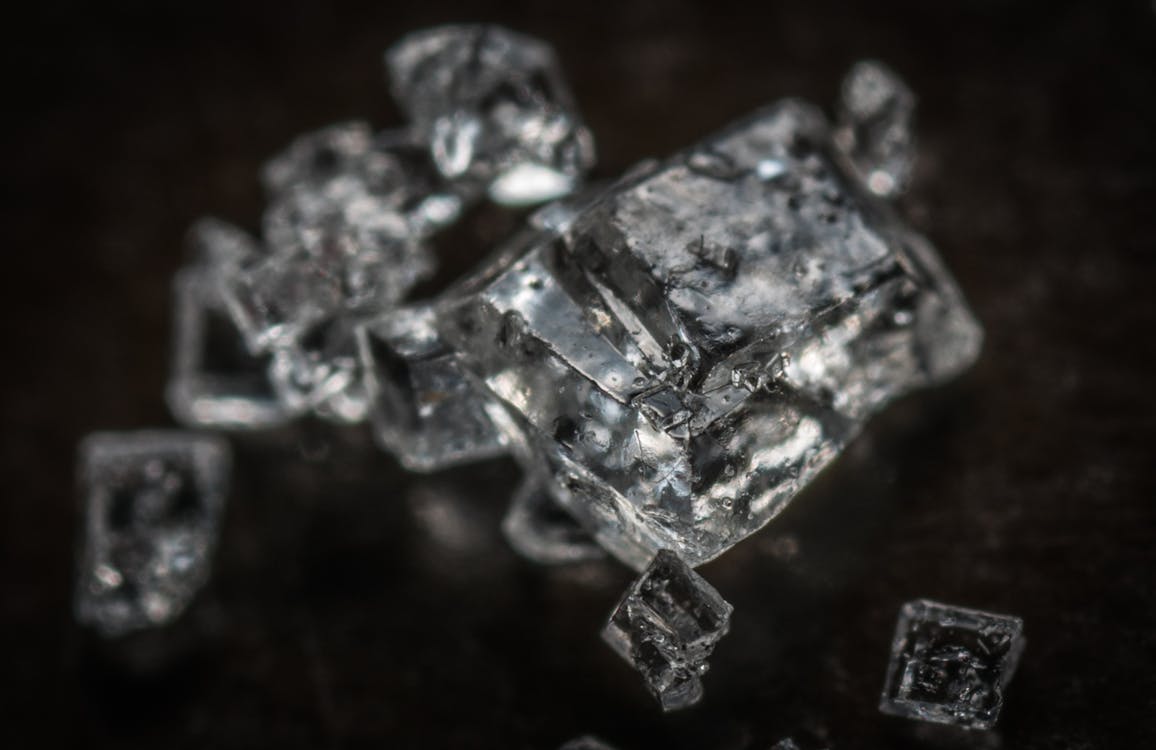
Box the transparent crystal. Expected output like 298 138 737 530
356 302 506 469
834 60 915 198
438 98 982 570
880 599 1025 730
601 550 732 711
75 431 231 637
166 220 292 429
267 316 369 424
501 474 604 564
222 126 459 355
770 742 802 750
386 24 595 205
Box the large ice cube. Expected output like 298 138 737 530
601 550 733 711
438 98 982 570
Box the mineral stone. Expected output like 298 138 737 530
75 431 231 637
386 24 595 205
834 60 915 198
880 599 1025 730
166 220 292 429
501 474 604 564
356 303 506 470
601 550 733 711
437 96 983 570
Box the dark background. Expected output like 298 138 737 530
3 1 1154 748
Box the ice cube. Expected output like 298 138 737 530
438 98 982 570
880 599 1025 730
386 24 595 205
75 431 231 637
601 550 733 711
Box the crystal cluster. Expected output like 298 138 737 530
162 25 593 432
438 97 982 572
75 431 231 636
880 600 1025 730
86 23 1001 723
602 550 733 711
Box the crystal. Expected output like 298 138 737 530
880 599 1025 730
357 302 506 470
166 220 292 429
501 474 604 564
75 431 231 637
267 317 369 424
770 742 802 750
438 97 983 570
834 60 915 198
386 24 595 205
601 550 733 711
223 126 459 355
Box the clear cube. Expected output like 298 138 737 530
880 599 1025 730
356 303 506 470
438 98 982 570
386 24 595 205
166 220 292 429
75 431 231 637
834 60 916 198
601 550 733 711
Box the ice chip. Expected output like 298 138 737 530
166 219 293 429
835 60 916 198
601 550 733 711
386 24 594 204
75 431 231 637
357 303 506 470
880 599 1025 730
438 99 982 570
501 474 604 564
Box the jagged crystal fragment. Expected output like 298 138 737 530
386 25 595 205
223 125 458 355
267 317 369 424
166 220 292 429
602 550 733 711
357 303 506 470
75 431 231 637
438 97 982 570
880 599 1025 730
834 60 915 198
502 474 604 564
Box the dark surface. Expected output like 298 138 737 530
3 1 1154 748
